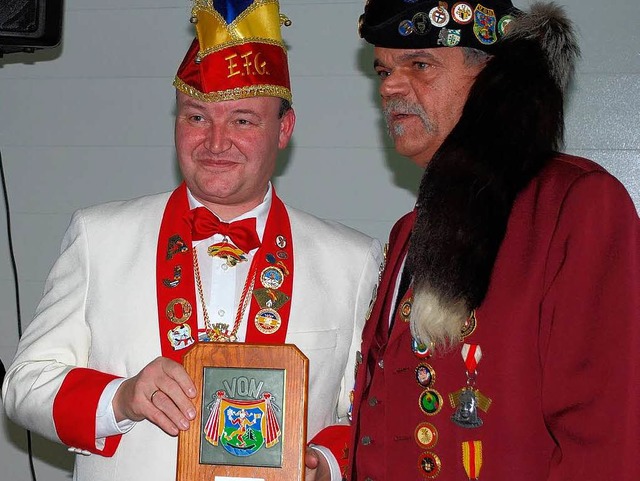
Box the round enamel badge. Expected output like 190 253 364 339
398 19 415 36
400 299 412 321
461 310 477 339
412 12 431 35
165 297 192 324
429 6 450 27
498 14 514 36
412 338 432 359
414 422 438 449
254 308 282 334
265 253 277 264
260 266 284 289
415 363 436 388
419 389 443 415
418 451 442 478
275 235 287 248
452 2 473 24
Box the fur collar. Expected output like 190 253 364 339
407 3 579 350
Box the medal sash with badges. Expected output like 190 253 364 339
394 284 489 479
393 285 443 479
350 208 493 480
156 182 294 362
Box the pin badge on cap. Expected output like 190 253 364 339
412 12 432 35
399 19 415 36
498 14 514 35
473 4 498 45
429 6 450 27
438 28 462 47
453 2 474 24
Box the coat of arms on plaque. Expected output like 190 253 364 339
199 367 285 467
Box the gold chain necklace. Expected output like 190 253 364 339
192 249 256 342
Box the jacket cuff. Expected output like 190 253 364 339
309 424 351 479
53 367 122 456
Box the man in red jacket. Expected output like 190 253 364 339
344 1 640 480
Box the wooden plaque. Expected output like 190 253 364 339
177 343 309 481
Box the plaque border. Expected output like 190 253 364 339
177 343 309 481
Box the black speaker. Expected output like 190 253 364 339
0 359 5 392
0 0 63 55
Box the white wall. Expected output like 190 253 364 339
1 1 638 479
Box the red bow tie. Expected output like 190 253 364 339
188 207 261 253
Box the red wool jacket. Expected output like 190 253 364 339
349 154 640 481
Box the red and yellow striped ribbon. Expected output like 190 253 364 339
462 440 483 479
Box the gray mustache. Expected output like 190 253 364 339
383 99 434 135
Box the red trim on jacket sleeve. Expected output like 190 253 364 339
310 425 351 477
52 368 122 456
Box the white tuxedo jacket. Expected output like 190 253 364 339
3 191 382 481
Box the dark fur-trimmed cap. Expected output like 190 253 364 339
359 0 519 51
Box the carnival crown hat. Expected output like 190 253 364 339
359 0 519 51
174 0 292 103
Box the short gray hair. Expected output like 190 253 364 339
462 47 491 67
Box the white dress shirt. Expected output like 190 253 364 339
188 185 271 342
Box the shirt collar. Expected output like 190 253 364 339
186 183 272 242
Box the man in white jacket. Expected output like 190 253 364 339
2 1 382 480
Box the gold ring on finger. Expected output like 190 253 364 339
150 389 161 402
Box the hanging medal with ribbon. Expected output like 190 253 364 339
449 343 491 428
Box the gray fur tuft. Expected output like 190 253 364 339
507 2 580 93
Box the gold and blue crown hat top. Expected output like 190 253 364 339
174 0 292 103
359 0 520 51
